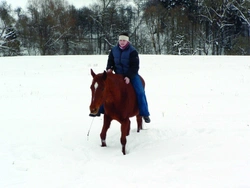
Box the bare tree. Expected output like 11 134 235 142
0 1 20 56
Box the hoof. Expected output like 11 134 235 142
101 140 106 147
122 146 126 155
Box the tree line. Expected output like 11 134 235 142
0 0 250 56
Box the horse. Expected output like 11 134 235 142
89 69 145 155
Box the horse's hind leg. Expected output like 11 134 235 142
126 119 131 136
136 115 143 132
100 115 112 147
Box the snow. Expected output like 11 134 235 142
1 55 250 188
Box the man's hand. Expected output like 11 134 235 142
124 77 130 84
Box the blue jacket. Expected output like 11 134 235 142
106 43 139 80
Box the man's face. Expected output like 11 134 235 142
119 40 128 47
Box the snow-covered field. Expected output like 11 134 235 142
1 55 250 188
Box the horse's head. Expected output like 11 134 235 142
89 69 107 115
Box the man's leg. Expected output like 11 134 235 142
131 75 150 123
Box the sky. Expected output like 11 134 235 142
1 55 250 188
5 0 94 9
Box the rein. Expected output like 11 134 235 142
87 117 95 140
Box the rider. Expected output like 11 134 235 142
90 32 150 123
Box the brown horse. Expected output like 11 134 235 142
89 69 144 155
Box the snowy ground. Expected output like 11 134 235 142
1 55 250 188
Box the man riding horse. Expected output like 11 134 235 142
90 32 151 123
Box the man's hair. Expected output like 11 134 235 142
119 32 129 37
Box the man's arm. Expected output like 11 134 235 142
106 50 115 71
126 50 139 80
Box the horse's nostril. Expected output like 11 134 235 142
90 108 97 114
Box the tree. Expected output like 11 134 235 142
143 1 168 54
0 1 20 56
2 0 250 56
197 0 250 55
23 0 77 55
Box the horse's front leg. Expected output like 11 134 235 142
100 115 112 147
120 119 130 155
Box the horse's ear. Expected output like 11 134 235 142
91 69 96 78
103 70 107 80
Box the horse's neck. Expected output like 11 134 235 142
105 75 124 102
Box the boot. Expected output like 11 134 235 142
143 116 151 123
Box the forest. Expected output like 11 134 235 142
0 0 250 56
